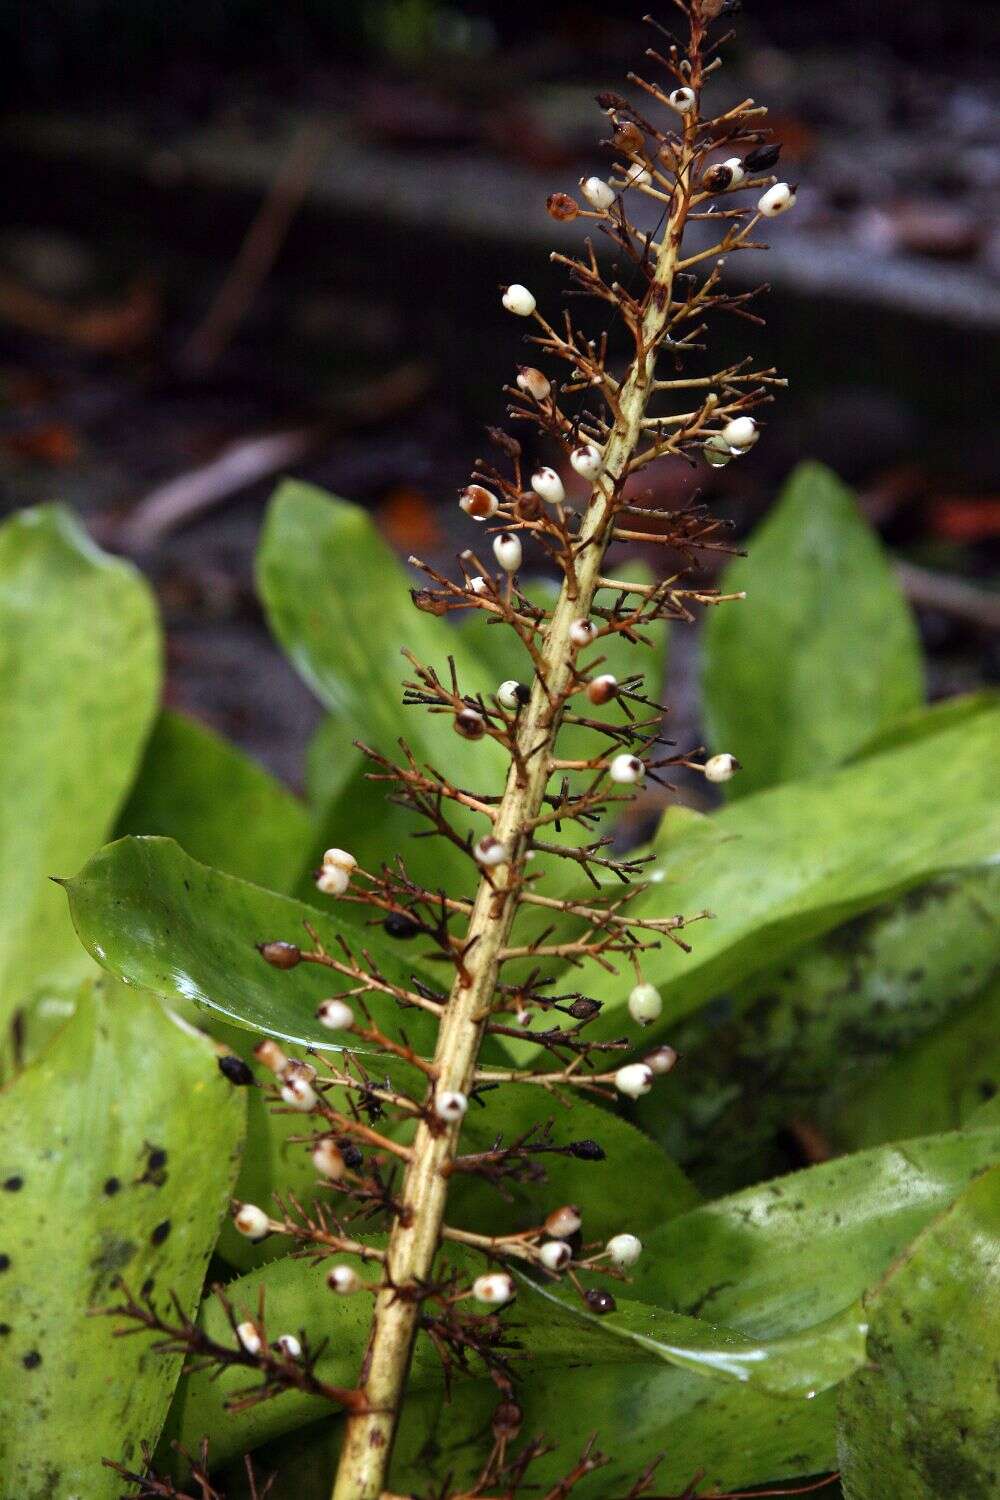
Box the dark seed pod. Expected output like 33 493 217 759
743 142 781 171
569 1138 606 1161
258 941 301 969
383 912 421 939
218 1054 255 1086
547 192 579 222
338 1139 365 1170
455 708 487 740
584 1287 617 1315
568 997 602 1020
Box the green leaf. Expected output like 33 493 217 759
648 870 1000 1191
837 1165 1000 1499
834 977 1000 1151
702 462 923 796
626 1124 1000 1337
258 482 505 896
447 1081 699 1240
62 836 441 1051
0 505 160 1025
115 709 313 893
0 978 245 1497
574 701 1000 1036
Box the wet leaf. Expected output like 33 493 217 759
0 978 245 1497
837 1165 1000 1498
703 462 923 797
0 505 160 1026
62 836 441 1052
116 710 314 893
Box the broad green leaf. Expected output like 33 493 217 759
258 482 504 896
0 979 80 1083
834 978 1000 1151
837 1165 1000 1499
0 504 160 1025
62 836 442 1052
572 702 1000 1035
627 1124 1000 1336
447 1081 699 1240
648 870 1000 1191
0 978 245 1497
116 710 314 893
702 462 923 796
848 690 997 764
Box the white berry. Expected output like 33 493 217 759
609 753 644 785
281 1076 318 1111
493 532 523 572
668 86 696 113
570 443 604 480
516 366 551 401
539 1239 572 1272
315 864 350 896
473 1272 515 1306
326 1264 361 1294
758 182 796 217
645 1044 679 1075
545 1204 582 1238
434 1089 468 1123
722 417 758 450
237 1320 262 1355
580 175 615 211
233 1202 270 1241
722 156 746 186
474 835 508 867
622 163 652 188
615 1062 654 1099
531 467 565 505
276 1333 302 1359
607 1232 643 1268
316 997 355 1031
705 752 740 783
312 1137 347 1179
703 434 733 469
497 679 525 711
502 283 536 316
628 982 662 1027
468 575 488 595
568 618 597 648
586 673 617 706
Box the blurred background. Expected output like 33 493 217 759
1 0 997 783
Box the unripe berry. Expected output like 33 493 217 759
586 673 617 706
539 1239 572 1272
612 121 644 153
609 753 644 785
568 618 597 648
281 1075 318 1111
704 434 733 468
502 283 536 316
570 443 604 479
668 86 696 113
531 467 565 505
326 1264 361 1294
497 679 529 711
606 1232 643 1268
312 1137 347 1179
276 1333 302 1359
237 1320 262 1355
615 1062 654 1099
468 575 488 596
580 175 616 211
434 1089 468 1123
645 1044 679 1076
493 532 523 572
474 835 508 867
545 1204 582 1238
473 1272 515 1306
704 752 741 783
454 707 487 739
702 162 734 192
316 997 355 1031
233 1202 270 1241
721 416 758 450
757 182 796 217
722 156 746 185
516 366 551 401
460 484 499 520
627 982 662 1026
